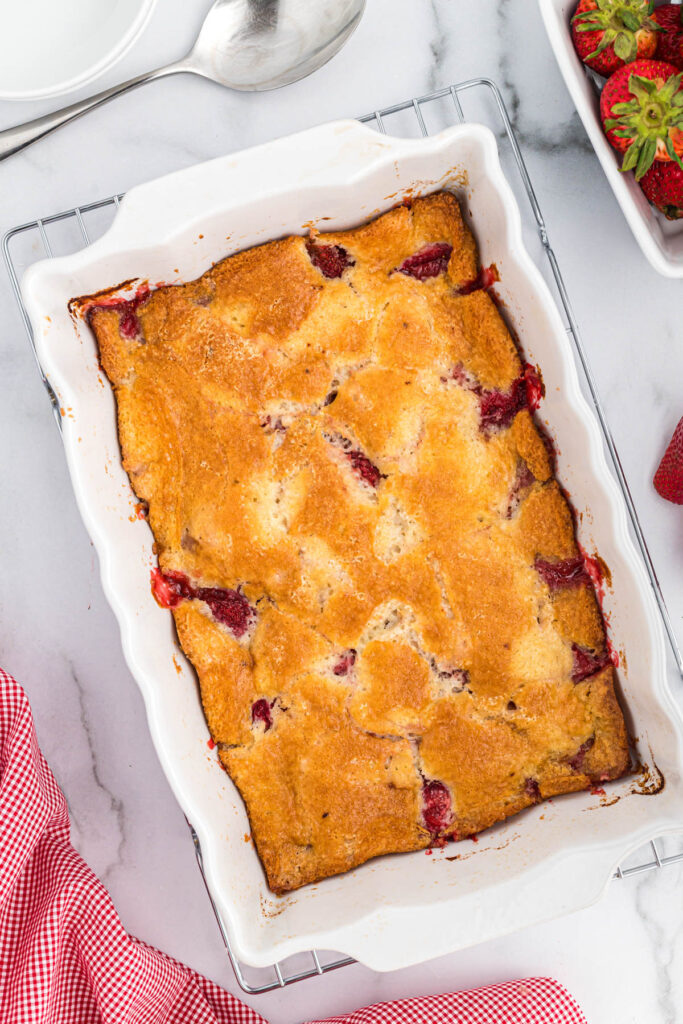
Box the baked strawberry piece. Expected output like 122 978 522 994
396 242 452 280
151 569 255 637
421 780 452 834
571 0 659 77
307 242 354 278
654 416 683 504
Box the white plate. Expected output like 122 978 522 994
538 0 683 278
0 0 156 101
21 120 683 970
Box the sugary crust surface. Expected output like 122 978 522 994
88 193 629 893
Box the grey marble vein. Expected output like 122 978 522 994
633 868 683 1024
427 0 447 94
494 0 592 155
68 660 127 883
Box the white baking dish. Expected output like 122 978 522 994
538 0 683 278
21 120 683 971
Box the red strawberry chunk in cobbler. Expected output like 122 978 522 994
522 363 544 412
307 242 354 279
535 556 591 591
571 644 611 684
151 569 254 637
421 779 452 833
333 649 357 676
151 568 194 607
346 449 382 488
454 263 499 295
525 777 541 801
196 586 253 636
397 242 453 280
119 307 141 339
567 736 595 772
452 362 543 435
506 459 536 518
111 291 150 340
251 698 273 731
478 377 528 432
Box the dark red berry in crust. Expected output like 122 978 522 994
535 556 591 591
151 568 193 608
572 644 611 684
567 736 595 771
333 649 357 676
525 777 542 801
196 586 254 637
478 377 527 433
451 362 541 435
397 243 452 280
251 698 273 730
151 569 254 637
523 363 544 411
112 290 150 340
307 242 354 279
119 307 141 339
421 779 452 833
506 459 536 518
346 448 382 488
454 263 499 295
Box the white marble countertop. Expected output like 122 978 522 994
1 2 682 1021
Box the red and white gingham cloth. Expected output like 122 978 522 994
0 667 588 1024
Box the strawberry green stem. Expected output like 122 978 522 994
605 71 683 178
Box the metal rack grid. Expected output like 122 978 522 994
4 79 683 995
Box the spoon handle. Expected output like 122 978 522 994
0 60 193 162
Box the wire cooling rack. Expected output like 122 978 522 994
4 79 683 995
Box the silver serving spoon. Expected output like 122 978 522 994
0 0 365 161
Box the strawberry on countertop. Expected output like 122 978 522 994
571 0 659 77
654 417 683 505
600 59 683 178
653 3 683 70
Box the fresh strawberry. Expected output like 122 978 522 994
600 60 683 179
571 0 659 77
654 416 683 504
653 4 683 70
640 158 683 216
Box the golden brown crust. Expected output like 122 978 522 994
88 192 629 893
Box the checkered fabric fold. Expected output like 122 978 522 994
305 977 588 1023
0 668 588 1024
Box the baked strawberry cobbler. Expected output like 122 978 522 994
86 193 629 893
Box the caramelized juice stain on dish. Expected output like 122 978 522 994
259 894 293 917
631 759 665 795
68 278 145 320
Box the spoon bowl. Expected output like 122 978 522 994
0 0 365 160
190 0 364 90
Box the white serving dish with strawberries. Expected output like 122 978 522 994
20 120 683 970
538 0 683 277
